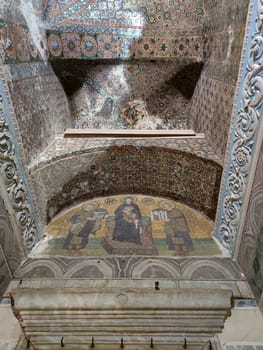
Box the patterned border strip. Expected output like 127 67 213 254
215 0 263 255
0 21 203 63
44 0 204 28
0 80 39 252
46 30 203 60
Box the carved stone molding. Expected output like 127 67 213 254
11 281 232 348
14 256 246 283
216 0 263 254
0 80 38 252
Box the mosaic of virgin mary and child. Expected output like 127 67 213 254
112 196 143 245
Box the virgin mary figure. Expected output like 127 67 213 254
112 197 142 245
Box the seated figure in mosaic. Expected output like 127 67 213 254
112 196 142 245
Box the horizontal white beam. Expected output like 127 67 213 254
64 129 197 138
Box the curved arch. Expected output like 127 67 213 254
181 259 236 280
64 259 113 278
131 258 181 279
33 146 222 228
15 258 64 278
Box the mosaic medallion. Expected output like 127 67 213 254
48 34 63 57
81 35 97 57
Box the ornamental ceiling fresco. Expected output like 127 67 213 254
44 0 204 33
1 0 263 319
0 0 205 131
1 0 205 63
0 0 255 266
42 0 205 129
55 60 203 129
36 194 222 257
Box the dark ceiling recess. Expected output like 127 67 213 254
170 62 204 99
51 59 124 96
50 60 94 96
50 60 204 98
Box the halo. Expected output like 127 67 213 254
82 201 99 211
121 195 137 203
159 200 175 210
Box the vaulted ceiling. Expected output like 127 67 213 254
1 1 263 348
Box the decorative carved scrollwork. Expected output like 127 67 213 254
218 0 263 253
0 89 37 252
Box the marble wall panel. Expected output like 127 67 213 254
238 140 263 303
0 245 11 297
0 195 25 274
15 256 243 280
224 345 263 350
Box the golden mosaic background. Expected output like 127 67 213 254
41 195 221 257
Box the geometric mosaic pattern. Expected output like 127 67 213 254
44 0 205 34
47 31 203 60
0 0 252 262
1 0 205 63
30 137 222 170
191 74 235 160
30 145 222 227
9 65 72 164
64 60 196 129
0 21 203 63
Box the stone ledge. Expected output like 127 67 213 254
64 129 198 138
11 285 232 348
